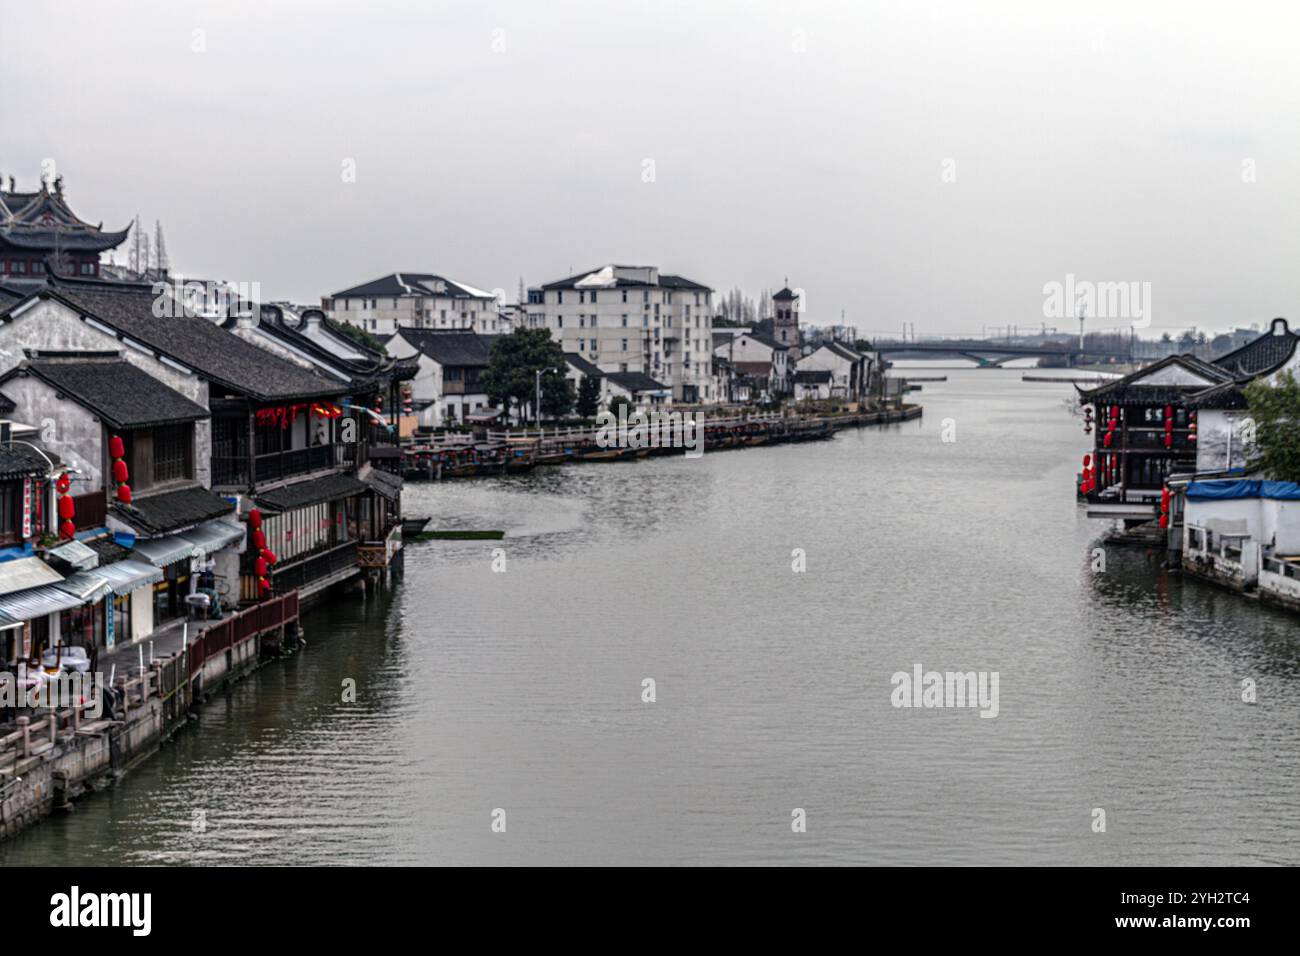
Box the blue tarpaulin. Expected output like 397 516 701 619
1187 479 1300 500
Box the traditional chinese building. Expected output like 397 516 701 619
0 176 128 282
1077 319 1300 522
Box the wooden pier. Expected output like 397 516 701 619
400 405 922 480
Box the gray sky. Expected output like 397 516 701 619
3 0 1297 337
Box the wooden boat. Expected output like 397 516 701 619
401 516 431 536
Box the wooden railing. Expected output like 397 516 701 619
0 590 300 765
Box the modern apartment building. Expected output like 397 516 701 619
323 273 504 335
534 265 715 404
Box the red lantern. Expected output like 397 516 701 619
1158 513 1169 529
109 435 125 459
55 473 71 494
252 529 266 550
262 549 277 565
254 557 268 577
57 495 75 519
60 519 75 540
116 484 132 504
248 509 262 528
1082 454 1091 467
112 459 130 483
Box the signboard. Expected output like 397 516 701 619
21 478 33 538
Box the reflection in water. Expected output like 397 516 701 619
4 367 1299 865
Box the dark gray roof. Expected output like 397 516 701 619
606 371 667 392
113 485 235 536
363 467 402 502
823 341 864 362
743 331 784 351
330 273 494 300
563 352 604 378
541 267 710 292
398 329 493 366
254 473 369 512
1077 353 1234 403
13 283 347 402
773 287 797 301
0 444 48 480
3 357 209 429
1211 317 1298 378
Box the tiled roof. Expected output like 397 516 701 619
14 282 347 402
540 266 710 292
4 357 209 429
112 485 235 536
606 371 667 392
362 467 402 502
398 329 494 366
1211 317 1299 378
330 273 495 300
254 472 368 512
0 182 130 253
563 352 604 378
773 287 797 301
0 444 48 480
1077 353 1234 402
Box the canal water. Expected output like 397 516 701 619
4 366 1299 865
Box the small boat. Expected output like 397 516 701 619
402 516 432 536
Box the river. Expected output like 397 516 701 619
4 365 1299 865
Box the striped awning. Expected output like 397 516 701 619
0 556 64 596
0 583 92 622
78 559 164 596
131 534 200 568
53 572 113 604
177 520 244 556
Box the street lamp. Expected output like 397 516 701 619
534 366 560 428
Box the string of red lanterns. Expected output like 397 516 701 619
1159 485 1171 529
254 402 344 429
247 508 278 598
56 472 75 540
108 435 132 504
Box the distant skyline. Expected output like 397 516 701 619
3 0 1297 337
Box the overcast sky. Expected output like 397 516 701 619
3 0 1297 337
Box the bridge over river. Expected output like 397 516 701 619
876 339 1131 367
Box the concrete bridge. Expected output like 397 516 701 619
875 340 1131 367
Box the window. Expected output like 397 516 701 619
622 315 628 326
622 290 628 303
153 424 193 483
0 482 18 545
580 316 586 328
11 261 26 274
621 339 628 351
591 316 597 328
32 261 45 274
558 291 564 304
558 316 564 328
590 291 597 304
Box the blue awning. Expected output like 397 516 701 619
1187 479 1300 501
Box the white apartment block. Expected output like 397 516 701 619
324 272 506 336
533 265 716 404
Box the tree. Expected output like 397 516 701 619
576 375 602 418
332 319 385 353
607 394 634 419
482 328 573 423
1244 370 1300 481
